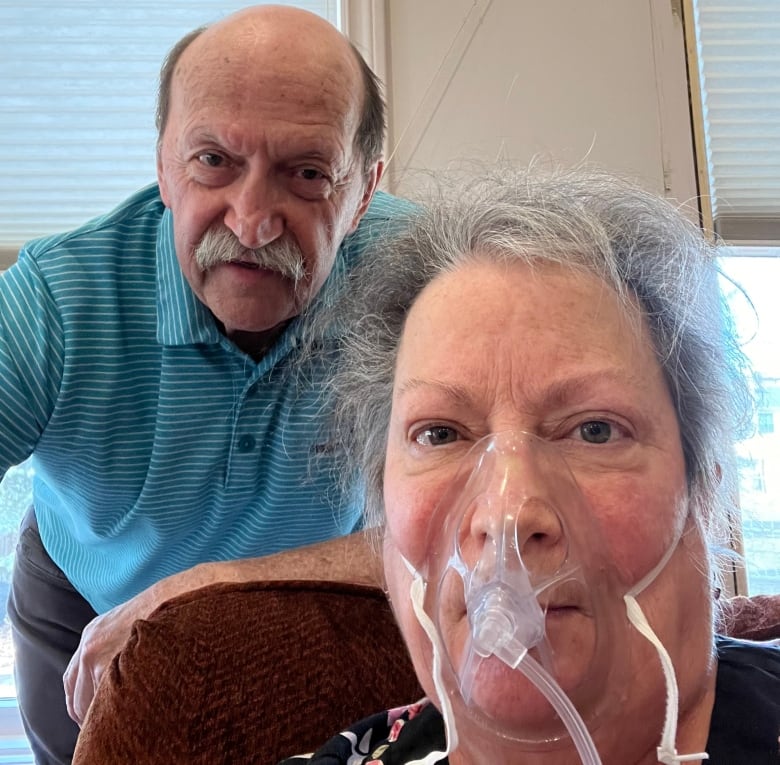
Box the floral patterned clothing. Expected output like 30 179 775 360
278 699 447 764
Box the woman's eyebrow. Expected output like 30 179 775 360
397 370 645 409
538 369 646 408
395 378 477 409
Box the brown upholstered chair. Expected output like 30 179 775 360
72 580 780 765
72 580 423 765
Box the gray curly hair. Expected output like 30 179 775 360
309 165 752 572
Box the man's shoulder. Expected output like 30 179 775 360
363 189 417 220
344 190 416 257
21 183 165 265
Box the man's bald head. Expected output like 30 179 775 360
155 4 384 173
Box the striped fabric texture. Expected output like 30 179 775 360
0 185 407 612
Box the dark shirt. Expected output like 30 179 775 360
279 636 780 764
706 635 780 764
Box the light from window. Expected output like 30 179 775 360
758 411 775 436
0 461 33 700
719 250 780 595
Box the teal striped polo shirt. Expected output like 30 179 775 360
0 184 408 613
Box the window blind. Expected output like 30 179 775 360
0 1 340 261
692 0 780 244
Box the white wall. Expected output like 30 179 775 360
382 0 698 209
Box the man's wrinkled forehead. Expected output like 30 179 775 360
177 8 360 88
168 14 363 130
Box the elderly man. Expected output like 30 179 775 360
1 6 404 764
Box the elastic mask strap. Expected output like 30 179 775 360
623 540 708 764
402 556 457 765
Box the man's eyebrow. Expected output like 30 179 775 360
396 378 477 408
184 129 223 146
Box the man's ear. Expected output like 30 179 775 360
348 160 384 233
156 148 171 208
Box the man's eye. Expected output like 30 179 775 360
415 426 459 447
578 421 613 444
197 153 225 168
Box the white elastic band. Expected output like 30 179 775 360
406 570 458 765
623 524 708 764
623 594 708 764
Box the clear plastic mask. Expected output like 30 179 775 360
414 431 635 746
398 431 705 764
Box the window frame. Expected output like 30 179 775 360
683 0 780 597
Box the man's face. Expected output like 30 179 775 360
157 21 380 344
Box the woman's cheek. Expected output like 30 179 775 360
383 478 438 569
585 479 688 586
382 535 438 704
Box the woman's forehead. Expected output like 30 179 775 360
392 258 667 412
400 260 637 357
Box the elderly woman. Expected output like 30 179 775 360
283 168 780 764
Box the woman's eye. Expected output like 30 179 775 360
414 426 459 447
577 420 614 444
299 167 326 181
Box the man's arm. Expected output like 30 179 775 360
64 530 382 726
0 253 64 470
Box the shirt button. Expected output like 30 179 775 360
237 434 256 452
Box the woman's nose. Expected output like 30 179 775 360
466 446 567 570
469 495 565 558
224 176 284 249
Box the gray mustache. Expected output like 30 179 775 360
194 226 306 283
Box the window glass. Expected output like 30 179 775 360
719 250 780 595
0 462 32 698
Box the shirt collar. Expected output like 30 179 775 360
156 207 222 347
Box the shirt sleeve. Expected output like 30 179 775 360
0 248 64 475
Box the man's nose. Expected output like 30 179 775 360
224 175 284 249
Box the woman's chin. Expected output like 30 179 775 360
455 658 576 739
449 615 600 738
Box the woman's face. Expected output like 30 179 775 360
382 258 714 741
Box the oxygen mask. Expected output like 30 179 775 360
407 431 628 754
398 431 706 765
